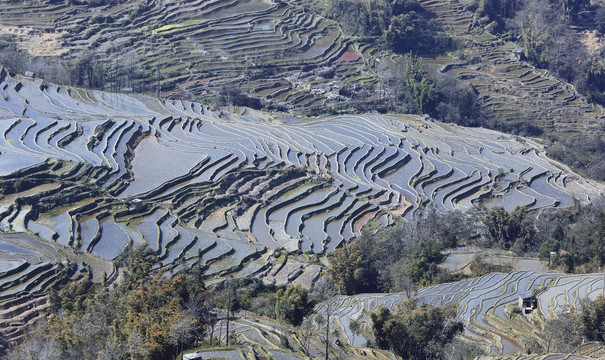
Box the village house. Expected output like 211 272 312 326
518 292 537 315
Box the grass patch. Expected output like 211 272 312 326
40 198 97 219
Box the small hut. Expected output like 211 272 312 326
518 291 537 314
512 47 525 61
129 198 143 212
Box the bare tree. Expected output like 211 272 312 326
389 260 417 297
314 300 336 360
169 312 195 360
184 294 209 347
97 337 126 360
543 311 583 353
299 320 314 355
127 328 145 360
7 333 62 360
225 278 233 346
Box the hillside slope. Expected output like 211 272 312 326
316 270 605 356
0 68 604 352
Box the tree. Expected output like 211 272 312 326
369 307 392 350
329 0 386 36
432 74 480 127
483 206 513 249
214 85 262 109
581 294 605 342
405 240 444 286
315 300 337 360
274 285 315 326
328 243 370 295
370 299 463 359
7 247 210 360
119 272 183 359
510 205 538 253
483 206 535 252
384 12 448 55
168 313 195 360
543 310 583 352
401 54 435 114
388 259 417 296
183 293 211 347
391 0 425 16
515 0 564 68
225 278 233 346
118 244 157 283
587 211 605 267
126 328 146 360
560 0 589 17
299 320 315 355
349 318 362 345
538 237 560 263
7 325 62 360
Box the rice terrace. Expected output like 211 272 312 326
2 0 605 358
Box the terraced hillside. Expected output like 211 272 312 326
0 233 65 346
0 231 112 348
2 67 603 265
1 0 603 144
0 69 604 349
316 270 605 356
183 310 399 360
0 0 370 113
492 344 605 360
418 0 605 137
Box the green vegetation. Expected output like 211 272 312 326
328 0 451 54
548 136 605 180
329 202 605 299
483 205 536 254
328 243 370 295
541 295 605 353
14 246 209 360
8 246 320 359
375 53 482 120
328 207 478 295
274 285 316 326
370 298 463 359
5 0 605 356
400 54 435 114
580 294 605 342
535 202 605 272
404 240 445 286
385 11 450 55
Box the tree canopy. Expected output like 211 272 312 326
328 242 373 295
370 299 463 359
483 206 535 253
274 285 316 326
